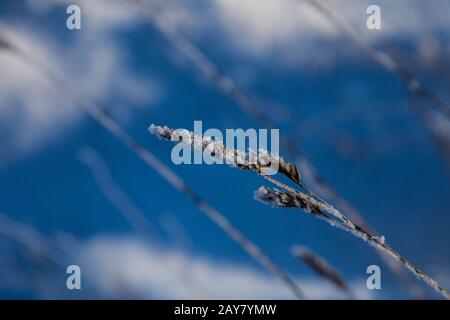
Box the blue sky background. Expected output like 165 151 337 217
0 0 449 299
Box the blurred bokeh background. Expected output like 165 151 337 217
0 0 449 299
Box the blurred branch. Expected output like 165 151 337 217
0 213 67 296
0 29 305 299
0 213 62 264
304 0 450 173
305 0 450 121
79 147 209 298
255 182 448 299
132 0 427 297
291 245 353 298
159 213 205 298
78 146 156 239
409 99 450 175
150 124 450 299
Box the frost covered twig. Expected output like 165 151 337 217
290 245 350 295
149 125 356 230
150 125 449 298
149 124 300 183
254 185 450 299
299 0 450 294
130 0 425 296
0 30 304 300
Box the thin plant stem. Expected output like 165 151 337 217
130 0 427 297
78 146 156 239
305 0 450 121
151 124 450 299
291 244 353 298
0 30 305 300
258 178 450 300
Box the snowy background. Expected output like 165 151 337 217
0 0 449 299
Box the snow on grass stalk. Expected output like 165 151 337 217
255 185 450 299
132 0 426 295
0 31 305 300
149 124 355 230
149 124 300 182
150 124 450 299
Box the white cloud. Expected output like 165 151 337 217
0 29 80 163
214 0 334 53
212 0 450 57
74 236 373 299
0 0 161 165
4 0 448 164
